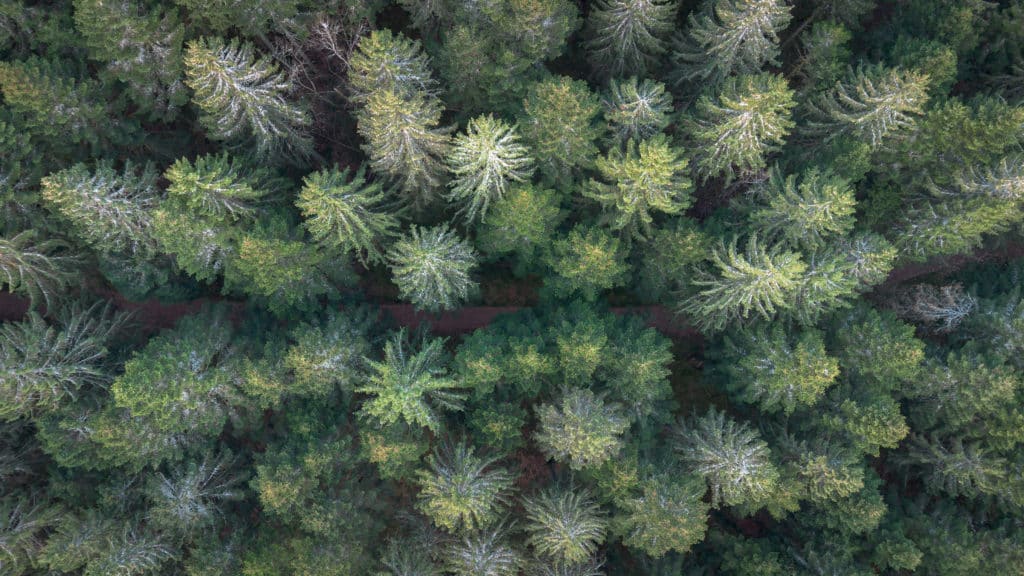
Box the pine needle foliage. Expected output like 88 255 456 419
446 115 534 222
603 77 674 144
586 0 678 77
523 487 606 565
750 166 857 250
534 388 629 470
387 225 478 312
348 29 437 102
0 230 79 309
164 153 276 221
416 440 513 533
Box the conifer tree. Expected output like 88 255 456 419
685 73 796 182
283 310 371 399
357 330 466 432
954 154 1024 201
416 440 513 533
184 36 311 160
81 526 175 576
164 153 277 221
895 435 1009 499
147 452 245 537
671 0 792 84
603 319 674 422
36 510 116 573
672 408 780 508
0 496 65 575
524 487 606 566
585 0 677 77
805 64 930 148
446 115 534 222
41 161 161 258
0 231 78 309
444 523 521 576
476 183 564 270
895 197 1023 261
521 77 604 184
585 135 693 240
358 89 451 203
544 225 630 301
388 225 478 312
679 235 806 332
603 77 674 144
296 166 399 265
750 166 856 250
172 0 307 37
534 388 629 470
617 473 710 557
348 29 437 102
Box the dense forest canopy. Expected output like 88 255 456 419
1 0 1024 574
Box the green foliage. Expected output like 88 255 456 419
475 183 564 270
388 225 478 312
0 230 78 309
283 310 371 399
685 73 796 182
521 77 604 185
616 472 710 557
357 330 465 432
446 115 534 221
444 523 521 576
164 152 277 221
672 0 792 84
523 487 606 565
585 135 693 240
535 388 629 470
636 218 708 302
348 29 436 102
147 452 244 537
585 0 677 77
603 77 674 144
416 440 513 533
544 225 629 301
184 37 311 160
750 166 856 250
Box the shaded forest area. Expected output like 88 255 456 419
2 0 1024 575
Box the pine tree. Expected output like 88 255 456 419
750 166 856 250
585 135 693 240
416 440 513 533
357 330 466 432
358 88 451 203
37 510 116 573
184 36 311 160
671 0 792 85
476 183 564 270
445 115 534 222
544 225 630 301
685 73 796 182
894 197 1023 261
672 408 780 508
523 487 606 565
954 154 1024 201
895 435 1009 499
585 0 677 77
679 235 806 332
721 325 839 414
296 166 399 265
617 473 710 557
82 525 175 576
805 64 930 148
444 523 521 576
0 230 79 309
380 539 442 576
147 452 245 537
171 0 307 37
534 388 629 470
387 225 478 312
0 305 122 422
603 318 674 421
164 153 277 222
347 29 437 102
72 0 186 119
521 77 604 185
283 310 371 399
41 161 161 258
603 77 674 144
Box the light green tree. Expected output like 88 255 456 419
603 77 674 143
388 225 478 312
347 29 437 102
521 76 604 184
356 330 466 432
535 388 629 470
164 152 277 221
544 225 630 301
416 440 513 533
296 166 398 265
750 166 856 250
184 36 311 160
685 73 796 182
585 135 693 240
446 115 534 222
617 473 710 557
283 310 371 399
444 523 521 576
147 452 245 537
475 183 564 271
671 0 792 84
586 0 677 77
0 231 79 309
524 487 606 565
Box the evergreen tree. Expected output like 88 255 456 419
164 152 277 221
672 408 780 508
347 29 437 102
296 166 399 265
805 64 930 148
147 452 245 537
679 235 806 332
36 510 116 574
956 154 1024 201
685 73 796 182
357 330 466 432
521 77 604 185
444 523 521 576
171 0 308 37
476 183 564 271
544 225 630 301
388 225 478 312
750 166 856 250
616 473 710 557
445 115 534 222
603 77 674 144
534 388 629 470
416 440 513 533
81 526 175 576
184 36 311 160
0 495 63 574
283 309 371 400
41 161 161 258
523 487 606 565
671 0 792 84
895 197 1023 261
585 135 693 240
0 230 78 309
585 0 677 77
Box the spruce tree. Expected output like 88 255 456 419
0 230 78 309
544 225 630 301
685 73 796 182
523 487 606 565
475 183 564 271
387 225 478 312
585 0 677 77
416 440 513 533
617 473 710 557
184 36 311 160
585 135 693 240
444 523 521 576
347 29 437 102
521 77 604 185
534 388 629 470
445 115 534 222
750 166 856 250
603 77 674 144
146 452 244 537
